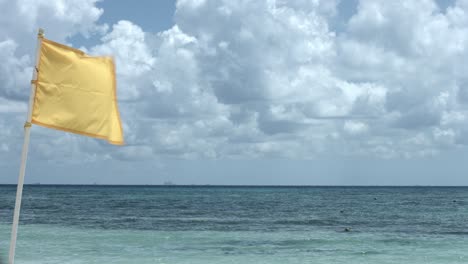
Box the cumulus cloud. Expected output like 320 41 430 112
0 0 104 102
2 0 468 165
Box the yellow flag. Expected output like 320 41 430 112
31 38 124 145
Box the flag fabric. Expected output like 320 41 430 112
31 38 124 145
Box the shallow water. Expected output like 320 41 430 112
1 185 467 263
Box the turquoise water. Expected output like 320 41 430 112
1 186 468 263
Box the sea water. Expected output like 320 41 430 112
0 185 467 263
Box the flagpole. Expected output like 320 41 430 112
8 28 44 264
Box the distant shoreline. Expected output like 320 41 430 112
0 184 467 188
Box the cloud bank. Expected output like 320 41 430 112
2 0 468 165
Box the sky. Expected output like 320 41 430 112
1 0 468 185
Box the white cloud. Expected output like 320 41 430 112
344 121 369 135
0 0 105 43
91 20 156 101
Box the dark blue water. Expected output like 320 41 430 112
0 185 467 234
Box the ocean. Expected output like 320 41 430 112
0 185 467 263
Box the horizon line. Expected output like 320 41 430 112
0 184 467 187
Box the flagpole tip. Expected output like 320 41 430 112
38 28 44 38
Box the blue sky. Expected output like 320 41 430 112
98 0 175 33
1 0 468 185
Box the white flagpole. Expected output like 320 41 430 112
8 28 44 264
